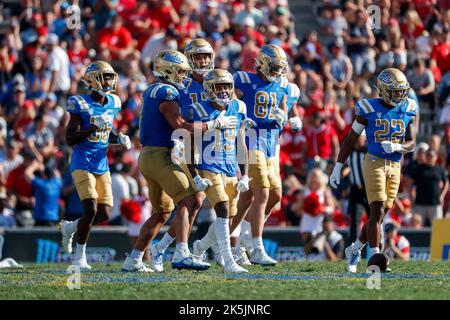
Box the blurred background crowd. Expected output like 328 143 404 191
0 0 449 258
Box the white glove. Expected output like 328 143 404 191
207 110 238 130
118 133 131 150
381 140 402 154
193 175 212 192
236 175 252 192
289 116 303 132
242 118 257 129
273 108 287 128
329 162 343 189
92 114 112 128
171 139 184 165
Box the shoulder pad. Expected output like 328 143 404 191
287 83 301 99
151 84 179 101
279 77 289 88
109 93 122 109
234 71 251 84
234 99 247 115
355 99 375 116
405 98 417 115
66 95 90 113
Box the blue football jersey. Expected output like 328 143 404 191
66 93 121 174
183 99 246 177
286 82 301 114
140 83 180 148
179 77 208 115
355 98 417 162
234 71 290 157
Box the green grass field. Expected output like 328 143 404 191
1 261 450 300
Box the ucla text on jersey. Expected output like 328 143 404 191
183 98 246 177
356 97 416 162
66 93 121 174
140 83 180 148
234 71 293 157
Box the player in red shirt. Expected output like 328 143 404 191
431 28 450 75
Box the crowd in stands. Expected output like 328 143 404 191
0 0 450 254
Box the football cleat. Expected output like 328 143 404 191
122 255 154 273
224 262 248 273
72 259 92 270
250 249 277 266
150 243 165 272
211 242 225 266
192 240 207 260
233 247 252 266
171 250 211 271
345 243 361 273
58 220 75 254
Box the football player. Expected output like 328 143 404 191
148 39 217 271
121 50 238 272
182 69 251 273
329 68 416 272
60 61 132 269
229 44 300 266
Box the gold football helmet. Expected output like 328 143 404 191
203 69 234 107
184 38 215 75
376 68 410 107
82 61 118 95
255 44 288 82
153 50 191 89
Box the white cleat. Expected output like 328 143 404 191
193 240 207 260
122 255 154 273
250 249 277 266
72 259 92 270
345 243 361 273
150 243 165 272
233 247 252 266
171 250 211 271
211 242 225 266
59 220 75 254
224 262 248 273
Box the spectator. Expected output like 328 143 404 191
24 161 62 226
43 93 64 132
98 15 135 67
110 162 130 225
24 55 50 99
148 0 180 31
199 1 230 36
5 151 36 227
430 27 450 76
94 0 119 32
439 96 450 129
24 113 55 163
298 168 335 244
234 17 264 48
0 191 16 227
408 58 436 110
218 29 241 73
303 111 340 172
140 28 179 66
0 139 23 178
46 33 71 98
232 0 264 29
383 223 410 261
323 39 354 96
409 149 449 226
304 215 344 261
294 42 323 93
61 168 83 222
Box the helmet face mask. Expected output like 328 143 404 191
153 50 191 89
184 39 215 76
203 69 234 107
255 45 288 83
377 68 410 107
82 61 118 96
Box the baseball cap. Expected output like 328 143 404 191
384 223 397 233
305 42 316 53
242 17 255 28
46 33 59 45
206 0 218 7
45 92 57 102
14 84 26 93
416 142 429 152
276 6 287 15
211 32 223 41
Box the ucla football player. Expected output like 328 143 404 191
121 50 238 272
147 39 218 271
59 61 132 269
329 68 416 272
177 69 251 273
230 44 301 266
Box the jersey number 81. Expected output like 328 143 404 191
254 91 276 119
